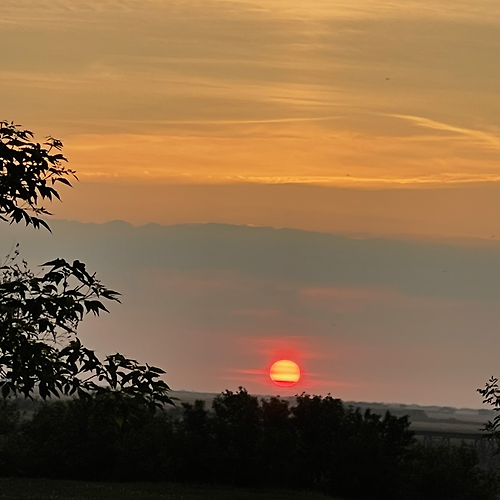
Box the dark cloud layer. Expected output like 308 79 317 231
4 219 500 301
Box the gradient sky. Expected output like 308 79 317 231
2 0 500 407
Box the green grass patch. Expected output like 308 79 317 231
0 478 336 500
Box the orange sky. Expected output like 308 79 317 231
2 0 500 407
2 0 500 239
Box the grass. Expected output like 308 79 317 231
0 478 337 500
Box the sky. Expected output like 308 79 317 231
2 0 500 407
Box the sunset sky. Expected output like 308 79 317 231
2 0 500 407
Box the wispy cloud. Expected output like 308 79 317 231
391 114 500 150
298 286 399 313
0 69 122 91
4 0 500 190
85 116 343 126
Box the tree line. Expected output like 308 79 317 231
0 388 497 500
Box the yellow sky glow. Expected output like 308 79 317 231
2 0 500 236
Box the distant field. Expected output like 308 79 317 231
0 479 335 500
410 420 485 434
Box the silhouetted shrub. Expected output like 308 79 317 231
172 399 215 483
0 400 21 476
403 444 498 500
15 396 175 480
0 391 497 500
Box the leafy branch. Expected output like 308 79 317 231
0 121 173 424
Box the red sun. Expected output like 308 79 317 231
270 360 301 387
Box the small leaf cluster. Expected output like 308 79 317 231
0 121 76 230
478 377 500 434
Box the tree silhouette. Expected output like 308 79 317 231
478 376 500 442
0 121 172 415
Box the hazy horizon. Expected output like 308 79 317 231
2 218 498 408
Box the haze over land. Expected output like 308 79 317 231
2 0 500 408
2 220 498 408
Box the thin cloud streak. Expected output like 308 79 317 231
392 114 500 150
5 0 500 22
82 116 343 126
5 0 500 190
68 169 500 188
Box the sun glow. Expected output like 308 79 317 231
269 360 301 387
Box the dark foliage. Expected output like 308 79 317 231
403 445 498 500
0 121 172 416
1 390 496 500
0 121 75 230
478 377 500 436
